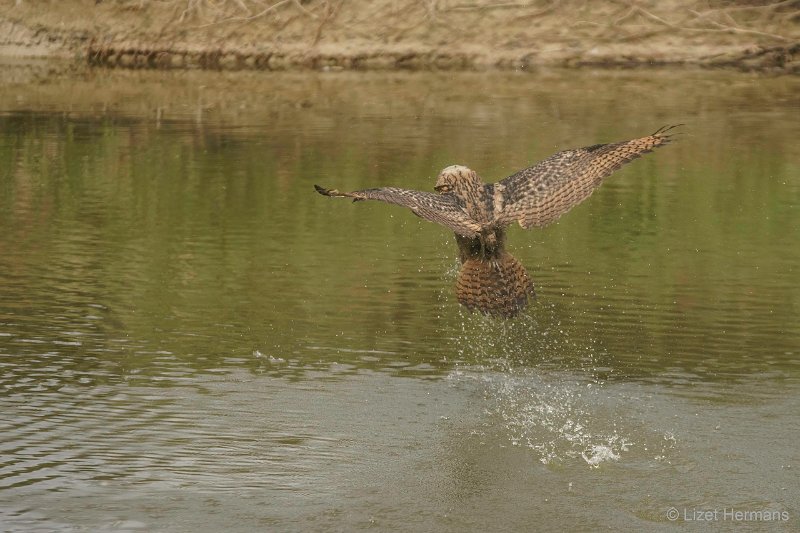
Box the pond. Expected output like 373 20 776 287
1 64 798 531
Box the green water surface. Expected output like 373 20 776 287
0 66 798 531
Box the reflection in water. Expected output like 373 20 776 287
0 68 798 530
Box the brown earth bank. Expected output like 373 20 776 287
1 0 798 73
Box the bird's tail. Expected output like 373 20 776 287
456 252 535 318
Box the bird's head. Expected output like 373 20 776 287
434 165 480 194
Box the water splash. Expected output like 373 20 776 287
484 370 633 466
445 302 679 467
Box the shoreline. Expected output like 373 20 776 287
0 1 797 74
81 42 798 73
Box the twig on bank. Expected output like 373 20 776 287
695 0 799 16
292 0 318 19
611 2 792 43
312 0 344 46
194 0 291 27
613 5 637 26
448 1 536 10
515 1 557 21
687 9 791 42
178 0 200 23
230 0 253 15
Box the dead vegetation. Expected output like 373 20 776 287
2 0 799 71
131 0 799 43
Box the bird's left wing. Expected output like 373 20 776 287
315 185 482 238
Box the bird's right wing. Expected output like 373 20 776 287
315 185 482 238
494 125 679 229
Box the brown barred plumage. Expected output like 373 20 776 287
315 126 679 317
456 252 534 319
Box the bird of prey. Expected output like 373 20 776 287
315 126 679 317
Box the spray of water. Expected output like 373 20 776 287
443 294 674 468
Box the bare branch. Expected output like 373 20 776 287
687 9 791 42
610 2 792 43
194 0 292 28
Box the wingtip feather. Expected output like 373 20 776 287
652 124 685 138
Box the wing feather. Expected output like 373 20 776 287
495 125 680 229
315 185 482 237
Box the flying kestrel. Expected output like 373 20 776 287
315 126 678 317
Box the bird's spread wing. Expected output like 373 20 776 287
494 125 679 229
314 185 482 237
